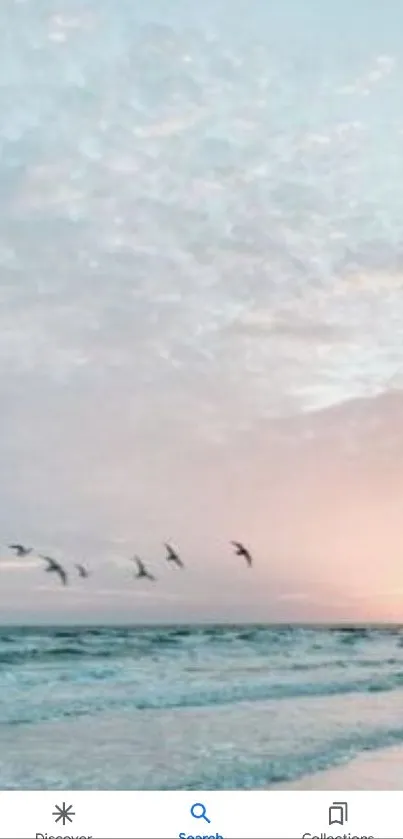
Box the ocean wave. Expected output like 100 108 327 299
0 646 116 664
162 726 403 790
2 668 403 727
0 623 401 659
2 626 403 789
2 625 403 727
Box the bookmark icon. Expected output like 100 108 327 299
328 801 348 825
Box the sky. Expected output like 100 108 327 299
1 0 403 622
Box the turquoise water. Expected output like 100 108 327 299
2 625 403 788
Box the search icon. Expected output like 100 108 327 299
190 802 211 824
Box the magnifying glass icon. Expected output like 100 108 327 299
190 802 211 824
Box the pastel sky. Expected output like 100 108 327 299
1 0 403 623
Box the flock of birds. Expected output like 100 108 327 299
6 540 254 586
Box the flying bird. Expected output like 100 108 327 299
40 555 68 586
131 556 156 582
75 563 89 578
8 544 32 557
164 542 184 569
230 541 253 567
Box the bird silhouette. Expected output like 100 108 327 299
40 555 68 586
75 563 89 578
8 544 32 557
131 556 156 581
230 540 253 567
164 542 184 569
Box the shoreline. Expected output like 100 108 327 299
271 744 403 790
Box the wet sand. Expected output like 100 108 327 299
274 744 403 790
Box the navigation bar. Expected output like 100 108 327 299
0 790 399 838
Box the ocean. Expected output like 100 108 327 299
2 625 403 789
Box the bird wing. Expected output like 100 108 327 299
135 557 145 573
41 556 55 569
40 554 56 567
9 544 23 552
231 540 243 552
56 563 68 585
165 543 182 565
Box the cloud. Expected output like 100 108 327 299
0 560 42 571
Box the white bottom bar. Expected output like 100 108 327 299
0 791 400 838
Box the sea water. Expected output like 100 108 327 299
1 625 403 789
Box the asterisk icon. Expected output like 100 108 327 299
52 802 75 825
